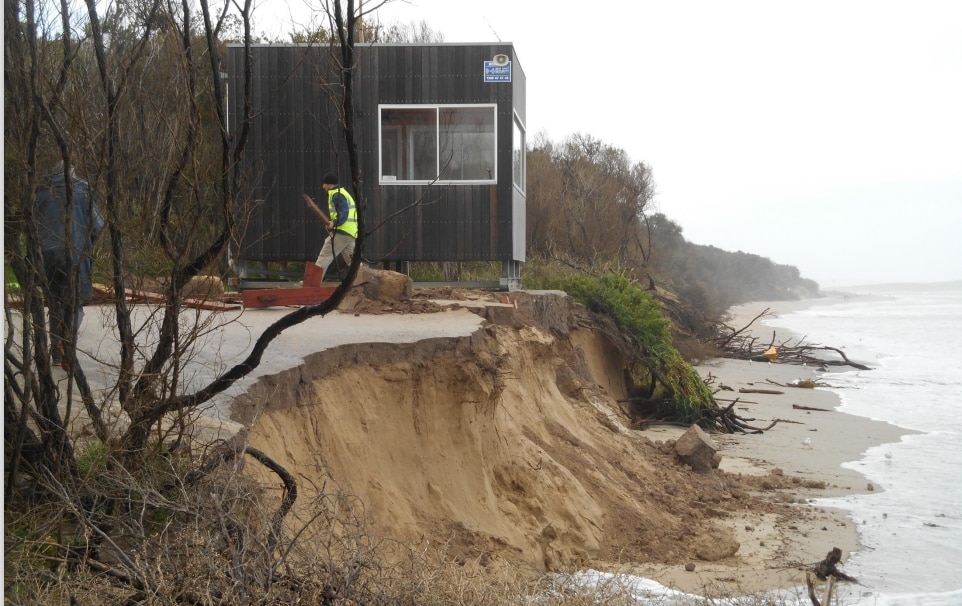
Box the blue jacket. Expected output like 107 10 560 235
35 171 105 302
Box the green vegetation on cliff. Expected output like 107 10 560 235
529 272 715 422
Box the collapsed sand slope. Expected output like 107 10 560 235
230 293 824 583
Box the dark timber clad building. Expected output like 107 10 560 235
227 43 526 288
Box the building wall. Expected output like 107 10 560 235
228 43 526 266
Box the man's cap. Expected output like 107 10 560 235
322 173 339 185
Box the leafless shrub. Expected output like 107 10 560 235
4 0 369 601
1 439 611 604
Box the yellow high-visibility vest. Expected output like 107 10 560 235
327 187 358 238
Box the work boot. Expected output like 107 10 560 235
303 263 324 287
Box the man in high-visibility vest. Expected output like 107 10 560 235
301 173 358 286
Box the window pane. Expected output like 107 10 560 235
381 108 436 180
381 128 400 180
439 107 495 181
411 128 437 180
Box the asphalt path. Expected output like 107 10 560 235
66 304 486 434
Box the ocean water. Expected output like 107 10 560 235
570 281 962 605
762 281 962 606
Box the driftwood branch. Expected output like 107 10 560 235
806 547 858 606
695 398 778 434
807 571 833 606
714 397 758 404
714 307 773 347
794 404 831 412
714 314 873 372
813 547 858 583
812 345 872 370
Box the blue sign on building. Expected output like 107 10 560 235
484 61 512 83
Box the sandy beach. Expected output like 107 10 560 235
634 296 911 596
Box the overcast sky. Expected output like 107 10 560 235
263 0 962 288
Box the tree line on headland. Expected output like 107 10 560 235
523 132 820 327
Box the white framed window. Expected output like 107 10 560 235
379 104 497 184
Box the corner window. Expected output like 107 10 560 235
379 104 496 184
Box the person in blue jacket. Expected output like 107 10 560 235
35 162 104 367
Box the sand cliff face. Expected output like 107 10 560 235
228 293 791 574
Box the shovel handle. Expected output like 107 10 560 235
302 193 331 225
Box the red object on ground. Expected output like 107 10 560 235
302 263 324 287
241 286 337 308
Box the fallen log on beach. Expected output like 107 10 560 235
812 345 872 370
793 404 832 412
